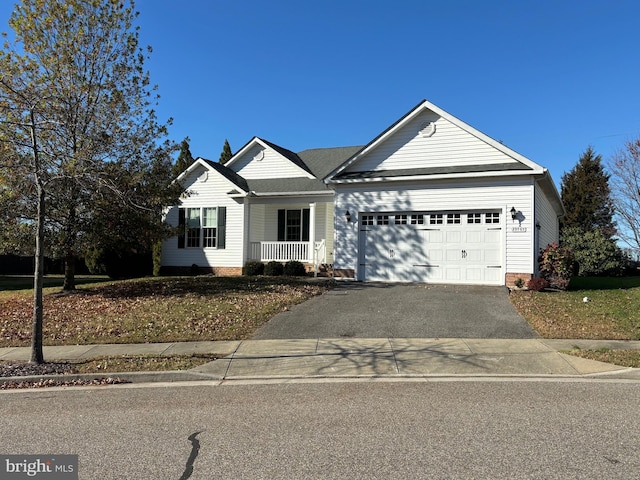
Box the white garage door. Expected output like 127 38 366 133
358 211 503 285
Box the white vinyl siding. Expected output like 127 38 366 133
535 182 560 251
343 110 521 173
334 178 536 283
233 144 313 179
161 164 244 268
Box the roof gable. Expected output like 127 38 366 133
226 137 314 180
175 158 249 193
326 100 544 183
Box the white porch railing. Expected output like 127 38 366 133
249 241 327 264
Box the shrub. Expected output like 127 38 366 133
560 226 624 276
514 277 525 289
283 260 306 276
243 261 264 276
264 261 284 276
538 243 574 290
527 277 549 292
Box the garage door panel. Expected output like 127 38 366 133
426 249 443 262
359 211 503 285
465 267 483 282
446 231 462 243
466 248 482 262
446 249 461 262
465 231 482 243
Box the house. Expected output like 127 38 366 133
161 99 564 286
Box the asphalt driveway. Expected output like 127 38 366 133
252 282 539 339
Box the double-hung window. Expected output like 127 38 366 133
178 206 226 249
277 209 310 242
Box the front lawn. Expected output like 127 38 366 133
0 276 333 347
510 276 640 339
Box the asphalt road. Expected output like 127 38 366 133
1 380 639 479
253 282 539 339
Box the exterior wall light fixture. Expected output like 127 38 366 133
510 206 517 220
345 210 352 223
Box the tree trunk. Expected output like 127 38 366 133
62 203 77 291
30 112 45 364
31 185 45 364
63 249 76 291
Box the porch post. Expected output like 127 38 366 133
309 202 316 276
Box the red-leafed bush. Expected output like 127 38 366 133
527 277 549 292
538 243 574 290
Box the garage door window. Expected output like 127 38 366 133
468 213 482 224
485 213 500 224
411 214 424 224
447 214 461 224
377 215 389 225
430 214 443 225
395 214 408 224
362 215 374 225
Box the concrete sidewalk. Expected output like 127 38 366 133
2 339 640 383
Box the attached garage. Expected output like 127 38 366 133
359 211 503 284
325 100 565 287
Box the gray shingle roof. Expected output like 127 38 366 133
240 144 362 194
334 162 532 180
202 143 362 194
297 146 363 179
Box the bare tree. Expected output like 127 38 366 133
609 137 640 258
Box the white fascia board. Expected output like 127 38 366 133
325 100 545 181
222 137 259 170
324 104 426 180
173 157 214 184
422 99 545 172
535 170 565 217
226 137 315 179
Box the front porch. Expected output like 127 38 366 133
249 240 327 264
246 199 334 270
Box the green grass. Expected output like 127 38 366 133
510 276 640 339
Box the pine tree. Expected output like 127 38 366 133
173 138 195 177
560 146 616 237
218 139 233 164
560 147 622 276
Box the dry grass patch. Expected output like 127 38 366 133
565 349 640 368
71 354 220 373
0 276 333 347
0 354 220 377
510 277 640 339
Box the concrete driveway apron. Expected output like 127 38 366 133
252 282 539 340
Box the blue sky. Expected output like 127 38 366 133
2 0 639 190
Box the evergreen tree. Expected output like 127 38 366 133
560 147 622 276
218 139 233 164
560 146 616 237
172 138 195 177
